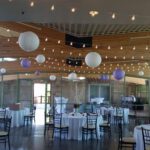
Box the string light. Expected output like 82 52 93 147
45 38 48 42
107 45 111 50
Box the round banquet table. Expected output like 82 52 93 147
134 124 150 150
7 108 30 127
55 113 103 140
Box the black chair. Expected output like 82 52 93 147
44 113 54 136
99 112 111 137
114 108 124 125
118 123 136 150
0 117 12 150
24 107 36 126
0 109 6 121
0 109 6 129
141 127 150 150
82 113 98 140
52 114 68 140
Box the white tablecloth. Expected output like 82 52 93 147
134 124 150 150
55 113 103 140
91 98 104 104
7 108 30 127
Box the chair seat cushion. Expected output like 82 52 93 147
82 125 96 129
0 131 8 136
122 137 136 144
100 123 110 127
103 121 108 124
55 124 68 128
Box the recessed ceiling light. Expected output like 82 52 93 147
131 15 135 21
51 5 55 11
112 13 116 19
89 11 99 17
71 8 76 13
30 1 34 7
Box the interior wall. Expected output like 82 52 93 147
2 79 32 107
53 78 87 104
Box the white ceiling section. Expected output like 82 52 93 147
0 0 150 24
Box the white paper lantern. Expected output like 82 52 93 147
35 54 45 63
68 72 77 80
138 71 144 76
18 31 40 52
49 75 56 81
85 52 102 67
0 68 6 74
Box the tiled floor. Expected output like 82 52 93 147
0 124 133 150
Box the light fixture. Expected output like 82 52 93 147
49 75 57 81
85 52 102 68
112 13 116 19
71 8 76 12
51 5 55 11
18 31 40 52
89 11 99 17
35 54 46 63
30 1 34 7
131 15 135 21
68 72 77 80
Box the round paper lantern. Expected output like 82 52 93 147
138 71 144 76
113 69 125 80
49 75 56 81
20 58 31 68
18 31 40 52
35 70 40 76
85 52 102 68
68 72 77 80
35 54 45 63
100 74 109 80
0 68 6 74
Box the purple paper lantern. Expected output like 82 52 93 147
113 69 125 80
35 70 40 76
100 74 109 80
20 58 31 68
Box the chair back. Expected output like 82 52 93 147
54 114 62 127
86 113 97 129
0 108 6 119
30 106 36 116
141 127 150 150
4 117 12 135
116 107 124 117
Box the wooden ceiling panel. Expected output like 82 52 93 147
0 22 150 79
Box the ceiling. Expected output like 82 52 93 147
0 0 150 79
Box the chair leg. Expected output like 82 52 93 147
8 136 10 150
